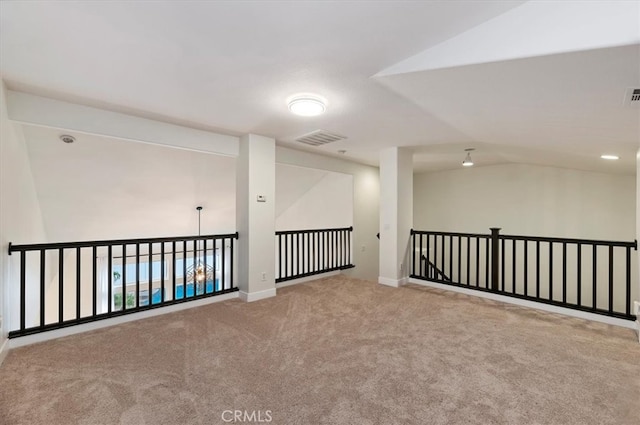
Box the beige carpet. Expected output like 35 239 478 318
0 276 638 425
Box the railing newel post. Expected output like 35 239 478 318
490 228 501 291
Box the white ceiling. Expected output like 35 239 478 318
1 1 639 173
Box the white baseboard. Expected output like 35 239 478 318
0 337 9 366
408 278 636 330
276 271 340 288
378 276 408 288
239 287 276 302
9 292 239 349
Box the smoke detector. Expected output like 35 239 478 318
59 135 76 144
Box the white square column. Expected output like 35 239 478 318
378 147 413 287
236 134 276 302
635 149 640 340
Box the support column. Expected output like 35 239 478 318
236 134 276 302
635 149 640 340
378 147 413 287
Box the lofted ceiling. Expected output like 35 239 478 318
1 1 638 173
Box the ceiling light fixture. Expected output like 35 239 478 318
600 154 619 160
287 93 327 117
462 148 475 167
187 206 210 289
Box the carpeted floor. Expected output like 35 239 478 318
0 276 638 425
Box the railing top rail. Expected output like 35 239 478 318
8 232 239 254
499 233 637 248
411 230 490 238
276 226 353 235
411 228 636 249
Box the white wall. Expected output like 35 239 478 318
414 163 637 312
276 147 380 281
23 125 237 242
414 163 635 240
276 165 353 231
0 80 48 357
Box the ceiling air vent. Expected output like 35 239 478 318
623 88 640 107
295 130 346 147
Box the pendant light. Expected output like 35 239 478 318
462 148 475 167
194 206 206 285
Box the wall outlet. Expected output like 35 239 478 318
361 245 365 252
261 272 266 281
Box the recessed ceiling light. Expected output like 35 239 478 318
59 135 76 144
287 93 327 117
600 154 619 160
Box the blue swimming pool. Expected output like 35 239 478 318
142 280 220 306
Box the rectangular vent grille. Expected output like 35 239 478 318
295 130 346 146
624 88 640 107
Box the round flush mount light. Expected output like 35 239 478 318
287 93 327 117
600 154 619 160
59 134 76 144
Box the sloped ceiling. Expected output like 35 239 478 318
1 1 638 173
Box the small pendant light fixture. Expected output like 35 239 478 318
462 148 475 167
194 206 206 285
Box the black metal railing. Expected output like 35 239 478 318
276 227 354 283
411 228 637 321
421 255 450 282
7 232 239 338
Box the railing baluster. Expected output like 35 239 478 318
456 236 462 283
182 241 187 299
20 251 26 331
40 250 45 327
284 234 289 279
434 235 438 279
228 236 232 289
511 240 516 294
58 248 64 323
524 241 528 297
92 246 97 315
425 234 430 278
536 241 540 298
577 244 582 308
148 242 153 302
466 236 470 285
160 243 165 303
172 241 176 298
449 235 453 280
122 245 127 311
108 245 113 313
625 246 631 316
76 247 81 319
440 235 445 277
592 245 597 311
500 238 505 291
562 242 567 303
222 238 226 291
484 237 489 289
135 244 140 307
549 242 553 301
608 245 614 314
475 237 480 287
